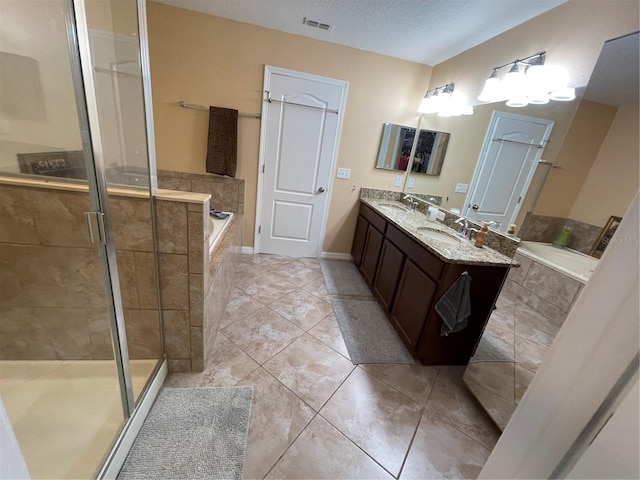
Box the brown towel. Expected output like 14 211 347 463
206 106 238 177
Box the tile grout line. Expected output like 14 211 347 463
312 368 402 479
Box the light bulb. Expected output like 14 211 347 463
503 63 526 99
478 71 504 102
549 87 576 101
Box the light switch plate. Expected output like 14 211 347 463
455 182 468 193
407 177 415 188
336 168 351 179
395 176 403 187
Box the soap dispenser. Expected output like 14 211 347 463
474 222 489 248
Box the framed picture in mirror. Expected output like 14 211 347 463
589 215 622 258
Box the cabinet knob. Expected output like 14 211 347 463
317 187 326 193
471 204 479 210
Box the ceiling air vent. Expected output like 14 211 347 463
303 17 332 31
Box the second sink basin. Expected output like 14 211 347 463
378 203 409 213
416 227 462 245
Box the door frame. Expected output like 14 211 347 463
463 110 554 229
254 65 348 256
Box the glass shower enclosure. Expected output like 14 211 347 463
0 0 163 477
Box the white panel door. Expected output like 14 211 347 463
257 68 347 257
465 112 554 231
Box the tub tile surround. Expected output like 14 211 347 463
0 180 241 372
463 251 585 430
157 169 245 214
360 188 520 258
520 212 602 254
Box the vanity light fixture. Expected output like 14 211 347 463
477 52 576 107
418 83 473 116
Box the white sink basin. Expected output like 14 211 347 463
417 227 462 245
378 203 409 213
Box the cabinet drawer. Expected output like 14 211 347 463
386 224 444 281
359 203 387 233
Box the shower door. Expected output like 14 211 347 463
0 0 163 478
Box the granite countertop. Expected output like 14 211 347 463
361 198 516 267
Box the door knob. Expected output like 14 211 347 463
317 187 326 193
471 204 479 210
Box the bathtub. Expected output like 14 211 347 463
517 241 598 284
208 213 234 255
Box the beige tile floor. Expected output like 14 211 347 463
166 254 501 479
0 358 157 479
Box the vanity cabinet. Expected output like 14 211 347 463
351 201 509 365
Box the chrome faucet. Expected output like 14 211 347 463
455 216 468 234
403 194 418 212
455 216 478 240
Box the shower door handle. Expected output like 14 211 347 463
84 212 106 245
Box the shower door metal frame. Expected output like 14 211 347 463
64 0 135 417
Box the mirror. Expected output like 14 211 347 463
376 122 451 176
404 99 581 229
375 123 415 171
460 32 639 431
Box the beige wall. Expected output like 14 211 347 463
409 0 638 230
534 99 617 219
146 1 431 253
569 105 639 225
428 0 639 104
146 0 638 254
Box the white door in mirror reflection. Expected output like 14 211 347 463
256 67 347 257
464 111 554 231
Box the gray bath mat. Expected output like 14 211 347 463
470 334 515 363
320 260 373 296
331 298 414 364
118 386 253 480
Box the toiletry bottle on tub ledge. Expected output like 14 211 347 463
553 225 572 248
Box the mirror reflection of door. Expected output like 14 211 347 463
464 111 554 231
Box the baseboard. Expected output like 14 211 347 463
320 251 352 260
241 246 255 255
98 359 167 479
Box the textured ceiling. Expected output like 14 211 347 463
152 0 567 66
583 32 639 107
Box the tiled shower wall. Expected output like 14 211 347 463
0 183 205 365
519 213 602 254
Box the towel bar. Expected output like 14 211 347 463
264 92 339 114
179 101 261 119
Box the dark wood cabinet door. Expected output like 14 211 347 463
390 260 437 350
373 239 405 311
351 215 368 266
360 226 384 286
